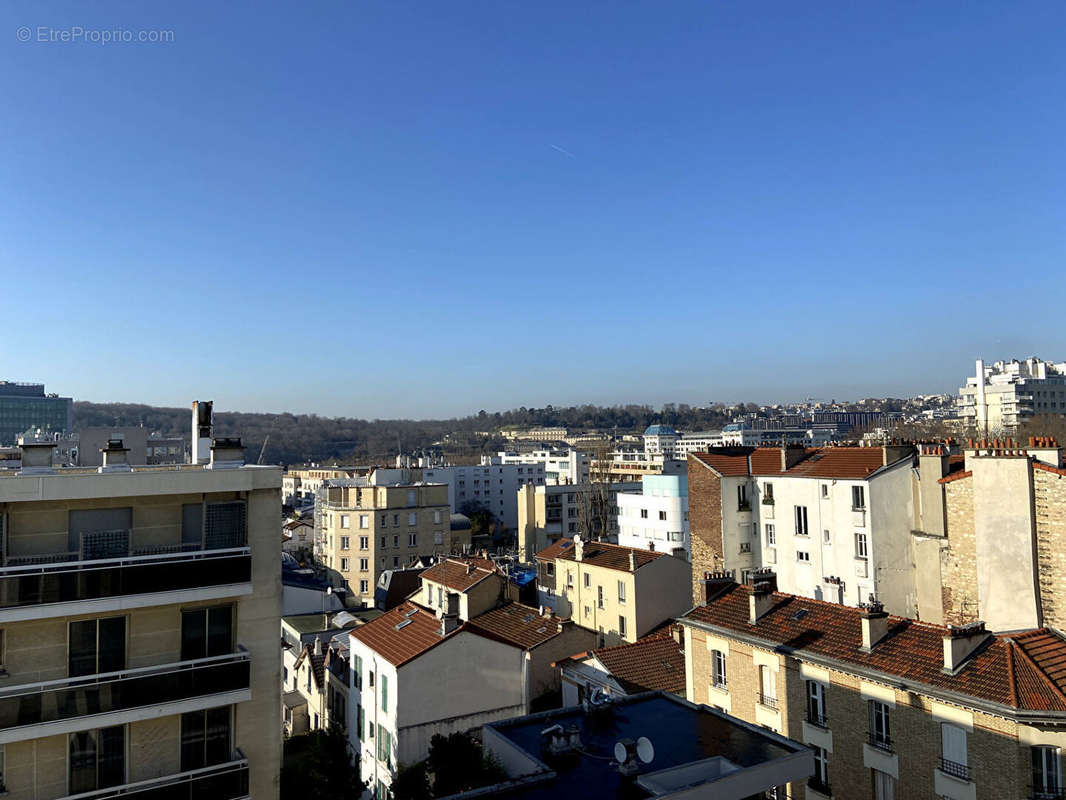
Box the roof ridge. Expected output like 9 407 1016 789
1006 642 1019 707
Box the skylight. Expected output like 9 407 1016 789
395 619 413 630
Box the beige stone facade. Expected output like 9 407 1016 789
0 455 282 799
318 482 464 607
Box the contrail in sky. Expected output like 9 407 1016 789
550 144 577 159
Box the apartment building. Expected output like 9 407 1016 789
589 449 686 484
642 424 679 457
680 574 1066 800
316 480 460 608
516 481 639 563
688 444 916 614
674 430 724 458
493 449 589 485
0 436 281 799
911 437 1066 631
421 460 545 531
281 466 369 507
0 381 72 445
958 357 1066 433
534 536 690 646
615 474 690 559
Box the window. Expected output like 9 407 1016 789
855 532 869 560
869 700 891 750
353 654 363 689
433 510 442 524
377 724 393 768
545 562 555 576
711 649 727 689
392 535 399 548
340 536 349 550
380 515 387 527
567 571 574 589
393 557 399 568
823 529 831 544
433 532 443 545
380 536 386 548
407 490 416 506
360 558 369 571
381 674 388 712
584 573 591 589
852 485 866 510
408 533 417 547
821 484 829 498
658 510 667 521
806 680 827 726
759 664 776 707
738 484 749 509
69 616 126 677
765 523 776 546
597 585 604 609
872 768 895 800
181 605 233 661
180 708 230 771
359 580 368 593
764 482 774 502
340 515 350 529
797 550 810 563
1033 746 1061 797
640 509 648 519
341 557 350 571
618 615 627 639
617 581 626 603
941 724 969 780
408 512 417 526
795 505 809 536
392 514 399 526
810 745 829 793
360 515 369 529
69 725 125 794
355 703 364 740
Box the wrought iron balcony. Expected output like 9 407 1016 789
939 757 971 781
867 732 893 753
757 693 778 710
0 651 250 734
805 709 829 728
58 753 249 799
0 547 251 612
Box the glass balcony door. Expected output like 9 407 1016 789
69 725 125 795
69 617 126 678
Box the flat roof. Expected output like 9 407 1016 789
480 692 810 799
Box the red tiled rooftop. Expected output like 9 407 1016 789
420 557 500 592
467 603 562 650
579 629 686 695
683 584 1066 713
691 445 906 481
535 539 663 572
350 601 451 666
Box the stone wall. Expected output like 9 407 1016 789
941 477 978 625
1034 466 1066 630
688 456 724 604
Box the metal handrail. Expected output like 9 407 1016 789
0 545 250 576
58 754 249 800
0 648 249 700
939 757 970 781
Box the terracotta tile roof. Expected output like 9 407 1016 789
585 629 686 695
691 446 906 481
938 470 972 485
467 603 561 650
682 584 1066 713
294 646 326 690
1034 461 1066 477
535 539 663 572
350 600 522 667
420 556 500 592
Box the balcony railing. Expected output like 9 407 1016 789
939 757 971 781
757 693 778 710
0 547 251 611
1032 790 1066 800
867 732 893 753
59 753 249 800
0 651 250 733
807 776 832 797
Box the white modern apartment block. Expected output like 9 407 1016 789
719 423 836 447
421 461 545 531
0 431 282 800
616 474 690 559
642 425 679 457
493 449 589 485
674 431 724 457
958 357 1066 432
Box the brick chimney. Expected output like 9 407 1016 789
942 621 990 673
748 582 775 624
439 592 460 635
860 600 889 651
780 444 806 471
628 550 637 572
699 570 736 605
746 567 777 593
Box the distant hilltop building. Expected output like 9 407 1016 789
0 380 72 444
958 357 1066 432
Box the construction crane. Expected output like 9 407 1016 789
257 417 279 465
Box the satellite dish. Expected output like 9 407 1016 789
636 736 655 764
614 739 632 764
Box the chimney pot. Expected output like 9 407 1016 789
17 437 56 474
942 621 989 672
208 437 245 469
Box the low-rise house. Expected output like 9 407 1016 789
535 536 691 646
678 571 1066 800
556 624 686 705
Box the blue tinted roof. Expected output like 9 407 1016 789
644 425 677 436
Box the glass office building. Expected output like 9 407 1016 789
0 381 73 444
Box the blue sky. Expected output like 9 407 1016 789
2 1 1063 418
